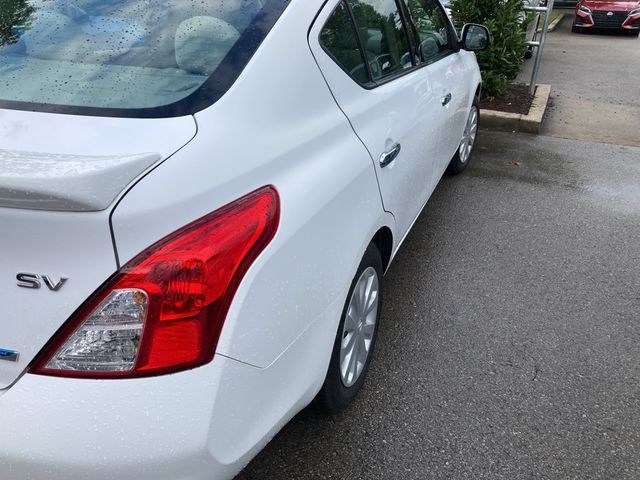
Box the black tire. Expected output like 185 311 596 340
446 96 480 175
571 26 581 33
315 244 384 414
628 30 640 37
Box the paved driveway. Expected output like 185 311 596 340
518 15 640 147
238 19 640 480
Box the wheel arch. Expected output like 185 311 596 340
371 226 393 273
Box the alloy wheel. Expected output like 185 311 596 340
339 266 379 388
458 106 479 164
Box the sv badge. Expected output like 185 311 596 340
17 273 68 291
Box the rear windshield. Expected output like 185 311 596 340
0 0 287 117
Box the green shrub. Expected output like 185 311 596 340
0 0 35 46
450 0 530 97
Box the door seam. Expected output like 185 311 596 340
306 30 392 217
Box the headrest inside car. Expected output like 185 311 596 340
175 16 240 75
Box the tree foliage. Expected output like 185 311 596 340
0 0 35 46
450 0 530 97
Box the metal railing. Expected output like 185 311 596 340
524 0 556 95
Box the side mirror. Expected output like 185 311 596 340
460 24 490 52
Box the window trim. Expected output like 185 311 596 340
0 0 290 119
344 1 378 83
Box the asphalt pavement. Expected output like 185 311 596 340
237 19 640 480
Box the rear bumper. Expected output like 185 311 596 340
0 355 286 480
0 284 338 480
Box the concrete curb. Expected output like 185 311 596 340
480 84 551 134
539 13 566 33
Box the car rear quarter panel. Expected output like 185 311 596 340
0 111 197 390
111 0 394 371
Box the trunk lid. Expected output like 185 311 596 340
0 109 197 389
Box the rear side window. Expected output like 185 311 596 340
320 0 415 85
348 0 414 81
320 3 369 84
404 0 453 63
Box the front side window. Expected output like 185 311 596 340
348 0 413 81
0 0 288 116
404 0 453 63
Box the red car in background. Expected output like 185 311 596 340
573 0 640 35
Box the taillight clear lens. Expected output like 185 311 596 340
45 289 148 373
31 186 279 379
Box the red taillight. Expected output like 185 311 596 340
30 186 280 379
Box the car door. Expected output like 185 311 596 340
309 0 443 237
403 0 473 185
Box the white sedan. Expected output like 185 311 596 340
0 0 487 478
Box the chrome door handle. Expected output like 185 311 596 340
379 143 401 168
442 93 452 106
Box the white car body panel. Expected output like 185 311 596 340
0 111 196 209
0 209 116 389
0 306 334 480
0 113 196 389
0 151 161 211
111 0 392 368
309 1 479 236
310 36 441 236
0 0 483 478
0 110 196 211
0 109 196 158
1 252 350 479
430 53 475 161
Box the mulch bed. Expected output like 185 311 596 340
480 83 536 115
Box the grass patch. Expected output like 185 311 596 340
538 9 563 31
